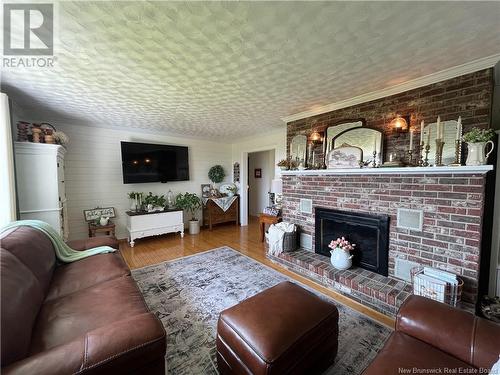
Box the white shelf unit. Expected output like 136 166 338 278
14 142 68 238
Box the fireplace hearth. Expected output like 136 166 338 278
315 208 389 276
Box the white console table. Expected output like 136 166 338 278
126 209 184 247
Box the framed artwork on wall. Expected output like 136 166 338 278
83 207 116 222
254 168 262 178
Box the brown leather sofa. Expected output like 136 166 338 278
1 226 166 374
363 295 500 375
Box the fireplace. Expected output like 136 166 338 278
315 208 390 276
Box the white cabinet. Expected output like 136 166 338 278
126 209 184 247
14 142 67 238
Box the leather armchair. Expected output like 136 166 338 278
363 295 500 374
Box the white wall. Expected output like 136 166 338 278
248 150 274 217
231 128 286 225
54 123 232 240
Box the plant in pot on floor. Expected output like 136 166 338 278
175 192 202 234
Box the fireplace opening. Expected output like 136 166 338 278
315 207 390 276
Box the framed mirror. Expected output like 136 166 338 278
325 120 364 155
290 135 307 166
423 120 458 166
332 127 383 166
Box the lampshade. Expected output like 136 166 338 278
309 131 322 143
390 115 408 131
270 179 283 194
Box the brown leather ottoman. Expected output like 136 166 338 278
216 281 339 374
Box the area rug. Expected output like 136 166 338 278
131 247 391 375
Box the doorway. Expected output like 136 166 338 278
247 150 275 221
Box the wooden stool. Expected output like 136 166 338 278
259 213 281 242
88 222 116 238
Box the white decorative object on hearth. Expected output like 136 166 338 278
126 210 184 247
14 142 68 239
330 247 354 270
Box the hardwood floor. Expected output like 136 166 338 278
120 217 394 328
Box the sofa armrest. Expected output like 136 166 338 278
396 295 500 368
67 236 119 251
3 313 166 375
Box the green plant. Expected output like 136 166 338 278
208 165 225 184
463 128 495 143
143 192 166 208
175 192 202 221
128 191 140 199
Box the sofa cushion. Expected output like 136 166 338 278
362 331 477 375
45 253 130 302
0 226 55 294
30 276 149 354
0 249 45 366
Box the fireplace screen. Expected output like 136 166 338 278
315 207 389 276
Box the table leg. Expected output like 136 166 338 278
260 221 265 242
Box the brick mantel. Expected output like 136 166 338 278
281 170 492 304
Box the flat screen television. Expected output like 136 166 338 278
121 141 189 184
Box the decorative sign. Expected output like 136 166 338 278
83 207 116 222
254 168 262 178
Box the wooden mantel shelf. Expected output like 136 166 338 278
280 165 493 176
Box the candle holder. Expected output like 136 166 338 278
435 139 445 166
417 142 425 166
407 149 416 166
449 139 462 167
372 150 377 168
422 144 430 167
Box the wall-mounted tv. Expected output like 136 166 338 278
121 141 189 184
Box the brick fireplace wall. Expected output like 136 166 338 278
282 172 487 303
286 68 493 160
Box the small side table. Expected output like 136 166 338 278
259 213 281 242
88 222 116 238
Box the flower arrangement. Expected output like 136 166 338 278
328 237 356 252
462 128 495 143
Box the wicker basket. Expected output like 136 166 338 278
411 267 463 306
282 230 297 252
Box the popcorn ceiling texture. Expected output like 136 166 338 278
281 173 487 304
3 2 500 139
286 69 494 161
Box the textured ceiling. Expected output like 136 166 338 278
2 1 500 139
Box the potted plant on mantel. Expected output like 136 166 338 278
175 192 202 235
462 128 495 166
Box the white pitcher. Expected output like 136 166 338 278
466 141 494 166
330 247 354 270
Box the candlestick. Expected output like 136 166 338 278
456 116 462 141
419 120 424 145
418 142 425 166
435 139 445 166
423 144 430 167
407 149 415 166
372 150 377 168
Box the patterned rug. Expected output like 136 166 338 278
131 247 391 375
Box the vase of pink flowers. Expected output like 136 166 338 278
329 237 356 270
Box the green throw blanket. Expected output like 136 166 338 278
1 220 116 263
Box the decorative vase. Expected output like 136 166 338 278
99 216 109 226
130 200 136 211
465 141 494 166
330 247 353 270
189 220 200 235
